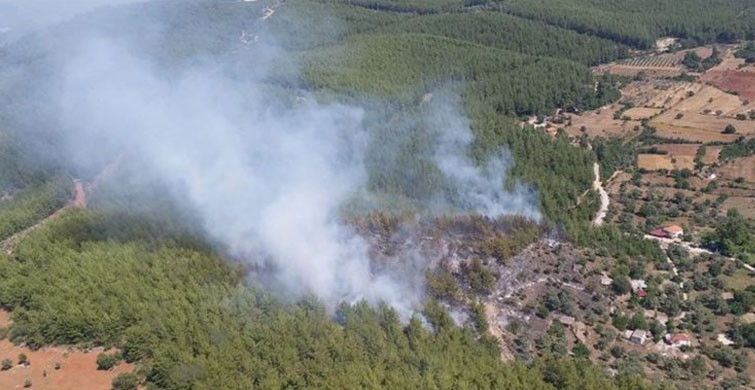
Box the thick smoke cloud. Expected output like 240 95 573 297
0 0 141 42
56 36 429 315
30 1 541 316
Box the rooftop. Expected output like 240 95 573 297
663 225 683 234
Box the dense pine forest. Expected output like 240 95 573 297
0 0 753 389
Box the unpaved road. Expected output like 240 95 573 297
592 163 610 226
0 177 86 255
644 234 755 272
484 302 515 362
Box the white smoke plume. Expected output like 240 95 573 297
425 94 541 221
15 1 542 317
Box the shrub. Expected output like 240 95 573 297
612 275 631 295
23 379 31 388
96 353 121 370
462 258 496 294
723 124 737 134
1 358 12 370
573 342 590 358
18 353 28 366
112 373 138 390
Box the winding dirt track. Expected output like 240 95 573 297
644 234 755 272
0 178 87 255
592 163 610 226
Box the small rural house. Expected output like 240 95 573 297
557 315 575 326
630 330 648 345
664 333 691 347
663 225 684 239
650 225 684 239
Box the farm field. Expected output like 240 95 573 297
701 146 722 164
623 107 662 120
636 153 694 171
560 104 641 138
650 109 754 142
701 70 755 101
673 85 753 114
717 155 755 183
570 42 755 251
596 47 713 78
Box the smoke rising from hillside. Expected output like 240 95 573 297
36 1 540 316
426 94 541 220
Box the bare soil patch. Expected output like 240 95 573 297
560 105 641 138
654 143 699 156
645 83 703 109
674 85 754 117
716 155 755 183
0 341 133 390
650 109 753 142
623 107 662 120
0 309 132 390
598 65 682 78
701 70 755 101
619 80 678 107
721 196 755 220
637 154 694 171
702 146 722 165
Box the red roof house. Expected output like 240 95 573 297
650 228 668 238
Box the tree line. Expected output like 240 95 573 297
0 209 674 390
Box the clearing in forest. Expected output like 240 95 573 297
636 153 694 171
0 310 133 390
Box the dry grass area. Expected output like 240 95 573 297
726 269 755 291
717 155 755 183
644 83 703 108
708 46 754 72
674 85 754 116
698 45 755 100
597 66 681 78
620 80 678 107
0 342 134 390
0 310 133 390
623 107 662 120
637 154 694 171
650 121 738 143
654 143 699 156
701 70 755 101
721 196 755 220
597 47 714 78
702 146 722 165
650 109 753 142
702 71 755 100
560 104 641 138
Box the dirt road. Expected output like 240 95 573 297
644 234 754 272
592 163 610 226
1 177 86 255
